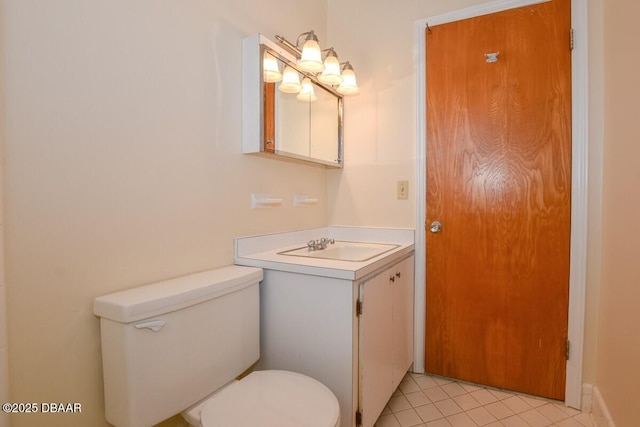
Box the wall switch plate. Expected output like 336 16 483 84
397 180 409 199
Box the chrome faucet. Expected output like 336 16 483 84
307 238 335 251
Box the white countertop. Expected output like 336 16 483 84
234 226 415 281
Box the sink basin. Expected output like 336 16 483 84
278 241 399 262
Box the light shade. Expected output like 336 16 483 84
263 52 282 83
318 50 343 86
279 66 302 93
297 78 317 102
337 63 360 95
297 35 324 73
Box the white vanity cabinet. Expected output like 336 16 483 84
257 254 414 427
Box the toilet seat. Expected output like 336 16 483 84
200 370 341 427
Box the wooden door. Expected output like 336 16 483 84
425 0 571 400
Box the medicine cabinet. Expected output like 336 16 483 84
242 34 344 168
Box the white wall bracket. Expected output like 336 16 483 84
251 193 283 209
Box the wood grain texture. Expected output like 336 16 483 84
425 0 571 400
264 82 275 153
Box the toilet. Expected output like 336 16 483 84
93 266 340 427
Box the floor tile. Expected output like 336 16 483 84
519 408 554 427
401 378 422 394
375 373 593 427
434 398 463 417
470 389 499 405
433 376 453 386
467 406 498 426
573 412 594 427
425 418 452 427
520 394 549 408
555 403 581 418
489 388 515 400
446 412 477 427
415 403 445 423
484 401 515 420
395 408 424 427
389 395 413 412
452 393 482 411
425 386 450 402
406 390 431 408
537 403 571 423
461 383 483 393
556 418 586 427
415 375 440 390
441 382 469 398
502 395 532 414
376 413 401 427
502 414 531 427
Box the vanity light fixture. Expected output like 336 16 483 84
297 31 324 72
337 62 359 95
296 78 317 102
274 30 359 95
318 48 343 86
279 65 302 93
263 51 282 83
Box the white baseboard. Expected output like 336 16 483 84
591 385 616 427
581 383 593 413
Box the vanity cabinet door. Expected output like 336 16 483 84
359 270 393 427
392 255 415 389
359 255 415 427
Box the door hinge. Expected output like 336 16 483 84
356 300 363 317
356 410 363 427
570 28 575 51
565 339 571 360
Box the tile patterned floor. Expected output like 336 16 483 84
374 373 593 427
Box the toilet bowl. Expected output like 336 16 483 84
182 370 340 427
93 266 340 427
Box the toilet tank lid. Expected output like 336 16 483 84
93 266 263 324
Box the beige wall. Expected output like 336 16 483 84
1 1 329 426
597 0 640 425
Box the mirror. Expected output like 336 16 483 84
242 35 344 168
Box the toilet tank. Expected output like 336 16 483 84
93 266 263 427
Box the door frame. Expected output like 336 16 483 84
413 0 588 409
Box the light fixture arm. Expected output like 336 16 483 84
322 48 338 60
340 61 354 71
295 30 318 49
275 35 302 57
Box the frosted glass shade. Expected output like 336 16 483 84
279 66 302 93
296 78 317 102
263 53 282 83
337 67 359 95
318 54 343 86
297 39 324 73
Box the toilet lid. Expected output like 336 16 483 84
201 370 340 427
